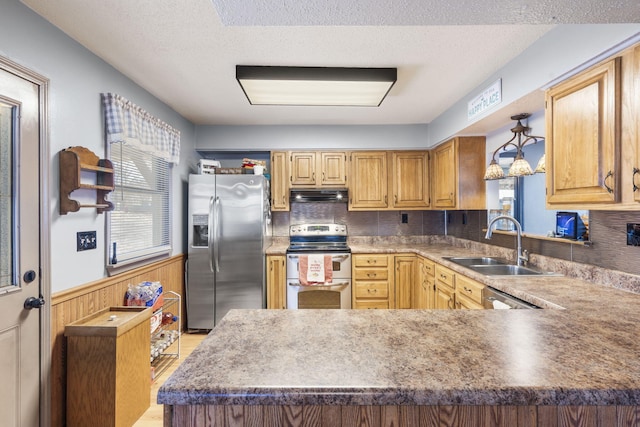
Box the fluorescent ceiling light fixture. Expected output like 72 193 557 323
236 66 397 107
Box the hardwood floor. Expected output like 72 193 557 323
133 332 208 427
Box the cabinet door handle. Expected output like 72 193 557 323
604 170 614 193
384 195 388 204
464 286 472 294
367 273 377 278
312 172 316 181
633 167 639 192
394 194 398 204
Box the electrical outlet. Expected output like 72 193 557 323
627 223 640 246
401 213 408 224
77 231 97 251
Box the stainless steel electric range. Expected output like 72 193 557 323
285 224 352 309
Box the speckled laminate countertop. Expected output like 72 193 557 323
159 240 640 407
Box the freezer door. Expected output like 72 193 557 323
213 175 266 324
187 174 217 329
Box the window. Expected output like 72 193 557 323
0 103 15 289
108 142 171 268
101 93 180 272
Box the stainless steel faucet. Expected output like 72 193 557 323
485 215 528 266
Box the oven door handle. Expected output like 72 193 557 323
287 254 349 261
288 281 350 289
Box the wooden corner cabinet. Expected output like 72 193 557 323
59 146 114 215
432 136 486 210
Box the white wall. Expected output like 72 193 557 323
1 0 198 293
428 24 640 146
196 124 429 151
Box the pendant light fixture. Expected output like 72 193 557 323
236 66 397 107
484 113 545 180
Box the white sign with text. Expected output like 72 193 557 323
468 79 502 120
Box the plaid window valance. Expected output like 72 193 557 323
101 93 180 164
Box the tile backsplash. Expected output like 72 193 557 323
271 203 444 237
272 204 640 277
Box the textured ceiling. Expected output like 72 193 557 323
19 0 640 129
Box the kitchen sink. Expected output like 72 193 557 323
444 256 562 276
444 256 508 266
468 264 545 276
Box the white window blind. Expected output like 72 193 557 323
108 142 171 267
101 93 179 271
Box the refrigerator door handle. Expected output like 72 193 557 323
213 196 221 273
208 197 215 272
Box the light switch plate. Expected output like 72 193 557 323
77 231 97 251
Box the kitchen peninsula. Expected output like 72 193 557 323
159 241 640 427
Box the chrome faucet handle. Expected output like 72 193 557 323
521 249 530 266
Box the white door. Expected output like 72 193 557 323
0 67 43 426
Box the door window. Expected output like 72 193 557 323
0 102 16 291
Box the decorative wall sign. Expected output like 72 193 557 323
468 79 502 120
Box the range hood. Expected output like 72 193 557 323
290 188 348 203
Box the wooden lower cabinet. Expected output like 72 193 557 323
434 264 456 309
353 254 394 309
65 307 151 427
166 403 632 426
414 256 435 309
455 274 485 309
266 255 286 309
394 255 415 309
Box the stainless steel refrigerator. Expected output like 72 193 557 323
186 174 270 329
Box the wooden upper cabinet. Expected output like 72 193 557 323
290 151 347 187
320 152 347 186
546 57 621 206
290 152 317 186
349 151 389 210
391 151 430 209
270 151 289 211
432 136 486 210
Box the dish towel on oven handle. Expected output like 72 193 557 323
299 254 333 285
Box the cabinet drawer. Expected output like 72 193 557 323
354 282 389 299
354 268 389 281
354 254 388 268
354 300 389 309
435 264 455 289
455 275 484 305
422 258 435 276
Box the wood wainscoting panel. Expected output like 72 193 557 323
165 404 640 427
51 254 185 427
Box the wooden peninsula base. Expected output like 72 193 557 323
163 404 638 426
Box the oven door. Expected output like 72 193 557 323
286 252 351 280
287 280 352 309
